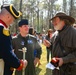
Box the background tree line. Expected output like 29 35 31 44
0 0 76 34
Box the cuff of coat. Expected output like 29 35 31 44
62 57 70 64
17 60 24 71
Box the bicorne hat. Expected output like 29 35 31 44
1 4 22 19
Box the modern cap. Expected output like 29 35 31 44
18 19 28 27
1 4 22 19
50 12 75 24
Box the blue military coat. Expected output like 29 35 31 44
0 20 20 75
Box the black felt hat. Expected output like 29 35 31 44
1 4 22 19
18 19 28 27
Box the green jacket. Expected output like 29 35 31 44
12 34 42 75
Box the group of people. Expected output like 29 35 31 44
0 3 76 75
0 4 42 75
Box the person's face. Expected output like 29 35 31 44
48 31 52 35
9 17 15 25
19 25 29 35
6 14 15 26
52 17 64 30
48 31 53 38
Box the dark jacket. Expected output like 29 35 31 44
51 25 76 75
45 34 51 49
0 23 20 75
12 34 42 75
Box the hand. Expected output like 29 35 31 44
56 58 63 66
34 58 39 67
43 39 51 47
17 60 28 71
22 60 28 69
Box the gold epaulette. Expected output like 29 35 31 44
3 28 10 36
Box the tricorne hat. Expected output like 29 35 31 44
1 4 22 19
50 12 75 24
18 19 28 27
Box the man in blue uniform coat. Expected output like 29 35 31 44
0 4 27 75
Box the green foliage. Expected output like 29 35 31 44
10 0 62 33
1 0 76 33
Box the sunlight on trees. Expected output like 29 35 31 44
0 0 76 33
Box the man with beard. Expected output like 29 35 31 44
44 12 76 75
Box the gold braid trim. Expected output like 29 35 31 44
10 4 22 18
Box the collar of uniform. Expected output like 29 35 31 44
0 19 8 28
18 34 29 40
18 34 29 38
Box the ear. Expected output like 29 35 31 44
7 14 11 19
18 27 21 31
8 16 10 19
